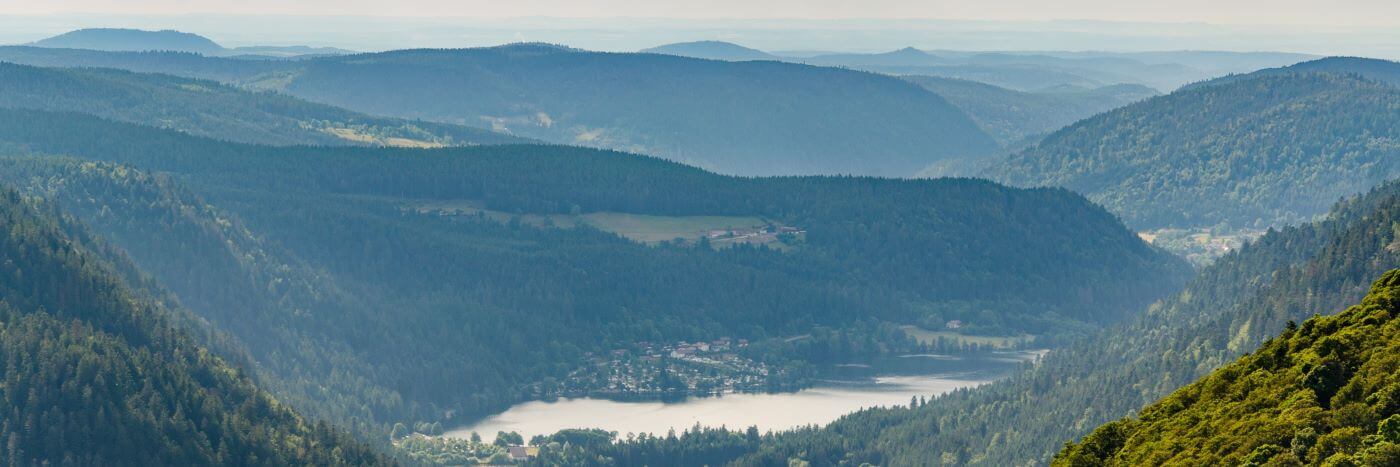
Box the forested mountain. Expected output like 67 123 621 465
0 43 998 176
27 28 355 58
988 70 1400 230
0 107 1188 439
523 173 1400 466
903 75 1157 148
31 28 225 55
0 62 521 146
0 189 385 465
640 41 779 61
1193 56 1400 89
1057 270 1400 466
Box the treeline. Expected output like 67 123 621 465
0 189 386 465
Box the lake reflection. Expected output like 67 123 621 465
447 350 1042 442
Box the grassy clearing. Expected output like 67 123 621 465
412 200 774 245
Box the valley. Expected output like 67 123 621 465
0 14 1397 467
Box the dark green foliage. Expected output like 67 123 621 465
989 70 1400 230
0 190 387 466
1055 270 1400 465
0 62 520 146
0 44 998 176
0 107 1187 439
534 175 1400 466
904 75 1156 148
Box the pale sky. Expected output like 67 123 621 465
4 1 1400 58
8 0 1400 27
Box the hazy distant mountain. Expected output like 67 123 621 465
988 65 1400 229
0 43 998 176
0 62 522 146
904 75 1157 148
27 28 355 58
800 47 946 67
226 45 357 58
640 40 778 61
31 28 225 55
787 47 1313 91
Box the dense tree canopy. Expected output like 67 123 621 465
0 107 1187 439
989 69 1400 230
0 190 386 466
1058 270 1400 466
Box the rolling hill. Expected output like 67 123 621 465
31 28 225 55
988 67 1400 230
640 41 779 61
0 189 386 465
1057 270 1400 466
0 43 999 176
0 107 1189 439
0 62 523 146
26 28 354 58
903 75 1157 148
526 169 1400 466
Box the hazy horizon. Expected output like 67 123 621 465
3 14 1399 59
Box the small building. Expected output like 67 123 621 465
508 445 539 461
945 320 964 330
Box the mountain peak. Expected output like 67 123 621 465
31 28 226 55
641 40 777 61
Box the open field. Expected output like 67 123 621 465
412 200 780 245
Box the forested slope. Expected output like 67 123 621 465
0 108 1188 436
525 176 1400 466
0 62 520 146
988 70 1400 229
0 44 998 176
0 189 386 465
1058 270 1400 466
903 75 1156 147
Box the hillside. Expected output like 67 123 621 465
1057 270 1400 466
1193 56 1400 89
0 107 1188 436
0 62 521 146
0 189 386 465
988 71 1400 230
31 28 225 55
523 171 1400 466
904 75 1157 147
640 41 779 61
0 44 998 176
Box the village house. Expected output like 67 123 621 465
946 320 964 330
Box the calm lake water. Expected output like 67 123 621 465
447 350 1043 443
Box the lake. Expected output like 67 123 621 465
447 350 1043 442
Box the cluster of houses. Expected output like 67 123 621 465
664 337 748 359
559 337 772 397
704 224 804 243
